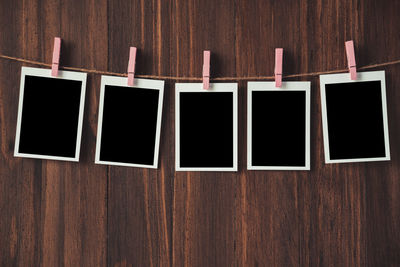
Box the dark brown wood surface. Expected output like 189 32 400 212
1 0 399 266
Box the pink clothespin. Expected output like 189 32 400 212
127 47 137 86
345 40 357 80
51 37 61 77
274 48 283 87
203 50 210 90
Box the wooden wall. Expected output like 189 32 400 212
1 0 399 266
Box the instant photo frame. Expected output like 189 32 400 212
247 81 311 170
14 66 87 162
175 83 238 172
320 70 390 163
95 76 164 169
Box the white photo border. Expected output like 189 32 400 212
175 83 238 172
95 75 164 169
247 81 311 171
320 70 390 164
14 66 87 162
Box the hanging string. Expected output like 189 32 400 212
1 53 400 81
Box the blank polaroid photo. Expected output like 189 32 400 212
247 82 311 170
14 67 87 161
320 70 390 163
95 76 164 168
175 83 238 171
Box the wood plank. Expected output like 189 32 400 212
107 0 173 266
234 1 306 266
0 1 44 266
298 1 367 266
53 0 108 266
363 2 400 266
171 1 238 266
0 0 108 266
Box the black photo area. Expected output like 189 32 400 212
18 75 82 158
179 92 234 168
99 85 160 165
252 91 306 167
325 81 386 160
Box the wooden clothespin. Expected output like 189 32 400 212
127 47 137 86
51 37 61 77
203 50 210 89
345 40 357 80
274 48 283 87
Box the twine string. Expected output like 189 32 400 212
1 54 400 81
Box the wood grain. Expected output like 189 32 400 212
0 0 400 266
